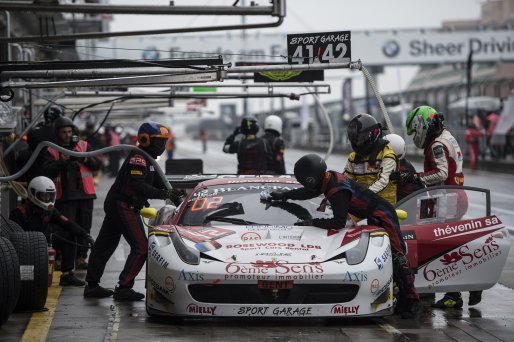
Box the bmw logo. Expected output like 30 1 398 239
382 40 400 58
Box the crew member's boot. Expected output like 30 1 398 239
392 252 422 319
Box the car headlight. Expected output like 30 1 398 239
170 231 200 265
345 232 369 265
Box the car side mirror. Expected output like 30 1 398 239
396 209 408 222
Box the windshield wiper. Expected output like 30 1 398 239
203 215 260 225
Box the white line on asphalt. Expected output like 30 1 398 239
492 192 514 201
469 203 514 215
105 304 121 342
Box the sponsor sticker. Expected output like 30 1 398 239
148 276 169 296
374 257 384 270
370 279 379 294
129 155 147 166
186 304 216 316
402 230 416 240
343 271 368 282
225 261 324 281
165 276 175 292
225 242 321 251
178 270 204 281
423 235 502 288
433 217 500 239
241 232 262 241
150 248 169 269
330 304 360 315
433 145 444 159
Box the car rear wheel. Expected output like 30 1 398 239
0 237 21 325
0 218 24 239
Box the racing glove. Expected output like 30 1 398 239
224 127 242 145
162 188 184 206
86 234 95 248
269 191 288 202
391 171 421 185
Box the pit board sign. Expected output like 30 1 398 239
287 31 351 64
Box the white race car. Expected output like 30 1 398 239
144 175 510 319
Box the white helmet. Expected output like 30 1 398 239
264 115 283 134
384 134 406 160
27 176 56 210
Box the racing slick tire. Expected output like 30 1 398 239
9 231 48 311
0 218 24 239
0 237 21 326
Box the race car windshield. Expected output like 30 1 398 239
179 183 332 226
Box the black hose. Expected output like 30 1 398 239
50 233 92 249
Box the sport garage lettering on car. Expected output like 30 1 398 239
433 216 501 239
237 306 313 317
225 262 324 280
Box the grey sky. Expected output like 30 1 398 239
110 0 484 33
104 0 486 106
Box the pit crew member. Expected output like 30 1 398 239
84 121 183 300
268 154 421 319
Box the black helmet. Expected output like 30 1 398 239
347 113 381 155
240 116 259 135
53 116 75 134
294 154 327 191
44 106 63 124
137 121 170 158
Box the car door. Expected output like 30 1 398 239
396 185 510 293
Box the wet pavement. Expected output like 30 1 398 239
2 139 514 341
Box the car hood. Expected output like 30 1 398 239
176 224 363 263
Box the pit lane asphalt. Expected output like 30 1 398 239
2 138 514 342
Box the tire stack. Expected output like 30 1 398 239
0 218 49 326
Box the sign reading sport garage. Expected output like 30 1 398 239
352 30 514 65
287 31 351 64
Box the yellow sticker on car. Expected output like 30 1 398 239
130 170 143 175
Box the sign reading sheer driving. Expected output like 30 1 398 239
287 31 351 64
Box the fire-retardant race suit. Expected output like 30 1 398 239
344 114 398 206
10 176 93 286
42 116 102 270
223 117 270 174
403 105 478 309
269 154 421 319
383 134 423 202
263 115 286 175
84 122 182 300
